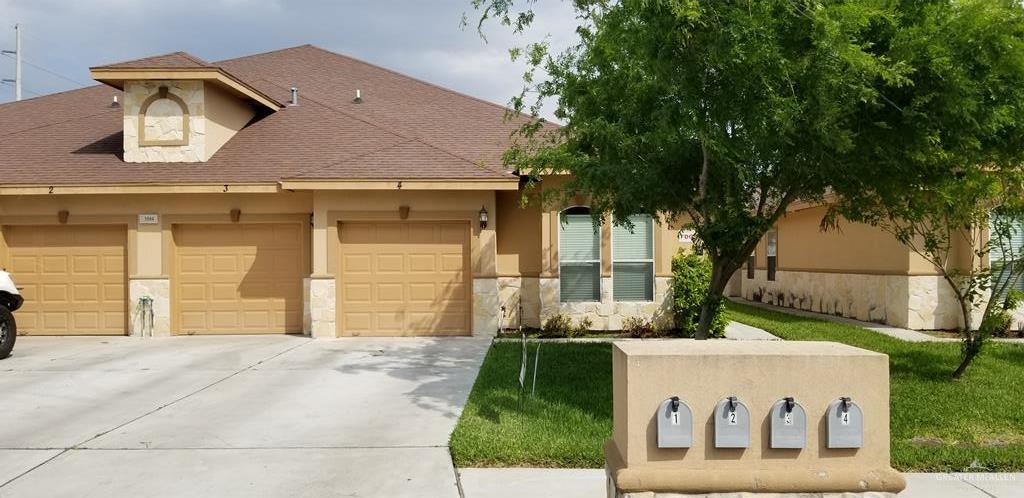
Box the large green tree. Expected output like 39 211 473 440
474 0 1024 338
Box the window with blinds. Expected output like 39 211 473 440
559 208 601 302
613 215 654 301
990 214 1024 299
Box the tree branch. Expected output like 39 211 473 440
696 140 710 204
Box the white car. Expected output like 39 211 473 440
0 270 22 359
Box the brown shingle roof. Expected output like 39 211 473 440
0 44 531 185
91 51 214 69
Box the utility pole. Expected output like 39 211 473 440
2 24 21 101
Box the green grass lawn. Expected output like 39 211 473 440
450 301 1024 471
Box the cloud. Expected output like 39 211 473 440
0 0 577 120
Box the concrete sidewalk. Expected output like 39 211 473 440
458 468 1024 497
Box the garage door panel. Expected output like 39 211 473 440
104 312 125 330
42 284 68 302
11 256 36 273
408 254 436 272
4 225 127 335
338 221 470 337
211 283 238 301
180 312 208 331
211 255 239 273
42 256 68 274
177 255 207 274
43 313 68 330
73 284 99 301
343 255 371 273
73 312 100 330
72 255 98 274
103 283 125 301
173 223 305 335
376 254 405 273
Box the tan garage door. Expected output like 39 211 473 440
4 225 127 335
339 221 471 336
173 223 305 334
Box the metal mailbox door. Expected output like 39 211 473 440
769 397 806 449
656 396 693 448
827 397 864 449
713 396 750 448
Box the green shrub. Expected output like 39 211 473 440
541 313 592 338
623 316 663 338
671 250 726 338
989 290 1024 338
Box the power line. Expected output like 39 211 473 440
1 52 90 87
0 79 41 97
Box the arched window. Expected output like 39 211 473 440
559 206 601 302
612 214 654 301
138 86 190 147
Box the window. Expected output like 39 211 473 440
559 207 600 302
990 214 1024 300
766 229 778 281
613 215 654 301
746 251 755 279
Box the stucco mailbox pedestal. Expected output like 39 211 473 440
606 340 905 497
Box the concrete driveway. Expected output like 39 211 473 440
0 335 490 498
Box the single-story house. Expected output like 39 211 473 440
730 202 1024 331
0 45 684 337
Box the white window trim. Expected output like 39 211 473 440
611 215 655 303
559 206 602 303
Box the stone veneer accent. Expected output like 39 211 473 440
742 269 907 326
743 269 1024 332
128 278 170 337
741 269 985 330
905 274 975 330
473 277 500 336
537 276 673 331
123 80 206 163
306 277 336 338
496 277 541 329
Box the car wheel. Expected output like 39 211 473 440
0 305 15 360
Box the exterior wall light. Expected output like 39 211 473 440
479 205 489 229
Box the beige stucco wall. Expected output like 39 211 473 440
495 189 543 278
757 205 912 273
607 340 903 494
203 82 257 160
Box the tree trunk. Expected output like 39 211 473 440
952 345 976 380
949 280 980 380
695 257 737 340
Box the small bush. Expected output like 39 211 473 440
541 313 592 338
574 317 593 337
989 290 1024 338
671 250 726 338
623 316 663 338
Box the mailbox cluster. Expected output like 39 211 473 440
656 395 864 450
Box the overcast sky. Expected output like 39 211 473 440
0 1 576 120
